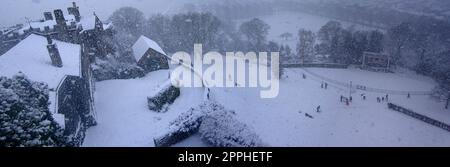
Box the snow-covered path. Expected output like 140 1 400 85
83 70 204 147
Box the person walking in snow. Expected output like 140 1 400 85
377 97 381 103
303 74 306 79
382 97 385 102
316 105 321 113
363 95 366 100
407 93 411 99
385 94 389 102
325 83 328 89
321 82 324 89
340 95 343 102
349 96 353 102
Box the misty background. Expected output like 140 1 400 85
0 0 188 27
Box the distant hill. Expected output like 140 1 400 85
321 0 450 20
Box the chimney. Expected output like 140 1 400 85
46 36 63 67
54 9 66 26
67 2 81 22
44 12 53 21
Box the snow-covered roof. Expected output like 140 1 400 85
132 35 167 61
79 16 97 32
0 34 81 89
17 14 77 35
0 34 81 127
103 22 113 30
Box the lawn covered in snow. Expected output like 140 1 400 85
210 68 450 146
84 64 450 146
83 69 205 147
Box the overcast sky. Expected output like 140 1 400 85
0 0 194 27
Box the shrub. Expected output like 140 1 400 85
199 104 263 147
0 73 67 147
147 85 180 112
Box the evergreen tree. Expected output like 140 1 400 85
0 73 67 147
297 29 316 63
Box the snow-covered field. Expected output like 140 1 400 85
83 64 450 146
211 68 450 146
83 10 449 147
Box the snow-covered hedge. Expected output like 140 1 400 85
0 73 67 147
147 85 180 112
154 101 263 147
199 106 263 147
92 57 145 81
153 107 203 147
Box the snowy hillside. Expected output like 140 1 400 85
82 60 450 146
327 0 450 20
211 68 450 146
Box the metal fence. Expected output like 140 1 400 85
388 103 450 132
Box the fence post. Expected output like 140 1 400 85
446 91 449 110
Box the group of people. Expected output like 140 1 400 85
321 82 328 89
376 94 389 103
339 93 391 105
340 95 352 106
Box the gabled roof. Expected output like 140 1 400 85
78 15 98 33
0 34 81 89
132 35 167 61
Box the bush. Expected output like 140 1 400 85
92 57 145 81
153 107 203 147
199 104 263 147
154 101 263 147
0 73 67 147
147 85 180 112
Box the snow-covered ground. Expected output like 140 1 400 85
210 68 450 146
83 69 205 147
84 61 450 146
307 67 436 91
